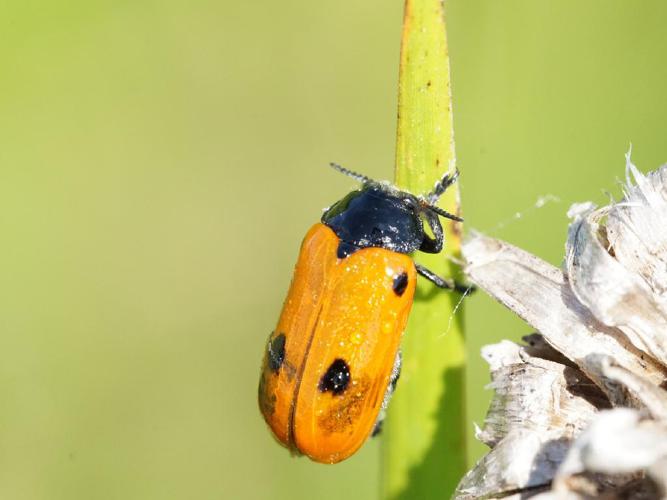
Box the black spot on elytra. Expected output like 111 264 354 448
268 333 286 372
393 272 409 296
318 359 350 395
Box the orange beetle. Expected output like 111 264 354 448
258 163 463 463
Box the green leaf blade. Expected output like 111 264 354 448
382 1 467 498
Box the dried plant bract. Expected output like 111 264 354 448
457 155 667 499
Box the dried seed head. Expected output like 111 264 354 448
457 156 667 499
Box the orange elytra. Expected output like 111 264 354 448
258 163 464 463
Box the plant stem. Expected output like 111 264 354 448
381 0 467 498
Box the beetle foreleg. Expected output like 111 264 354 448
415 264 475 294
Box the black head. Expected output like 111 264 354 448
322 163 462 258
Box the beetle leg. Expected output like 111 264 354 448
415 264 476 294
419 209 444 254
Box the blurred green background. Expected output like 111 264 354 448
1 1 666 499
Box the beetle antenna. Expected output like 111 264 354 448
427 204 464 222
426 169 459 204
329 162 372 184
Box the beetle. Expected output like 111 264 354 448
258 163 465 464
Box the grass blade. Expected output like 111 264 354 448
381 0 467 498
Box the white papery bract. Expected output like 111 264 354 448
456 158 667 499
